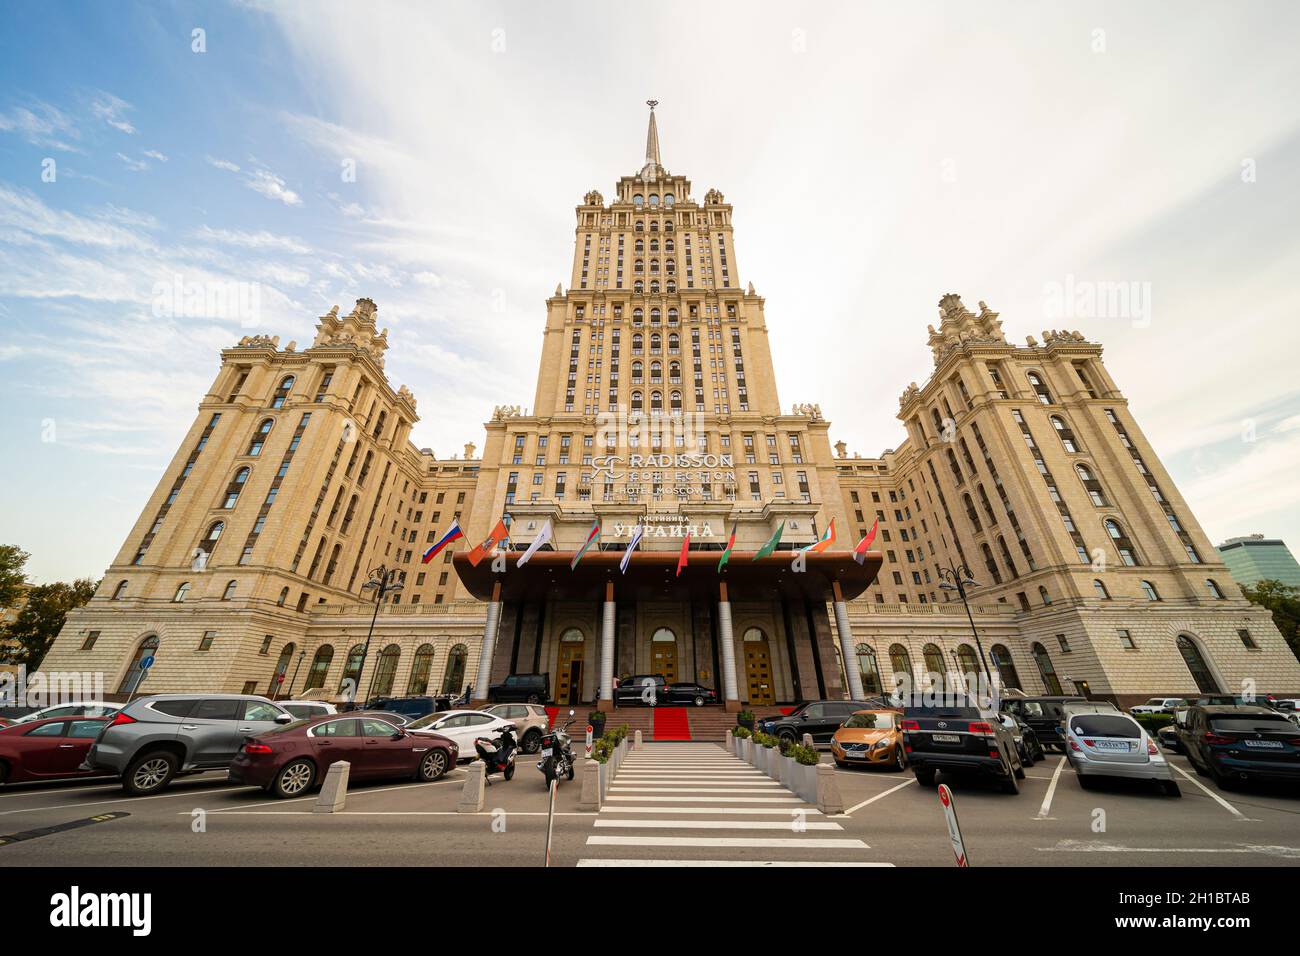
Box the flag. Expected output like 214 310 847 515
853 518 879 565
803 517 836 554
571 520 601 570
717 523 737 572
515 519 553 568
421 519 464 563
753 520 785 560
467 516 510 567
676 532 691 577
620 524 644 574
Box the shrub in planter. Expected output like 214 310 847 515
616 723 630 742
588 710 606 735
754 732 778 749
787 744 820 766
1132 712 1175 736
592 737 614 764
732 726 753 739
737 710 755 731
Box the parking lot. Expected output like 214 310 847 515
1 743 1298 867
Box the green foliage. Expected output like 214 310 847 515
615 723 629 742
592 736 614 764
737 710 755 723
753 731 778 748
787 744 820 766
588 710 606 725
0 545 29 610
1131 711 1177 735
4 577 98 668
1240 579 1300 662
732 726 752 739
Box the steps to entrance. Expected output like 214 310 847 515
651 707 691 741
542 705 791 741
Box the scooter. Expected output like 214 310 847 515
474 722 518 784
537 708 577 789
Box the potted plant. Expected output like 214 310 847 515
588 709 606 738
785 744 821 802
736 710 755 731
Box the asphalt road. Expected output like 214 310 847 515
1 743 1298 867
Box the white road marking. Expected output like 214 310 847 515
1036 839 1299 858
1169 764 1254 821
841 777 916 815
587 834 868 849
605 795 804 803
0 785 247 816
187 810 600 817
599 806 823 815
204 774 465 813
1035 756 1067 820
593 818 843 830
609 787 789 794
577 859 894 867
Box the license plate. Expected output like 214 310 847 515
932 733 961 744
1092 740 1131 751
1244 739 1284 749
846 750 868 759
541 748 553 758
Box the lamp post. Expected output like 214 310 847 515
357 564 403 706
937 562 993 690
287 649 306 698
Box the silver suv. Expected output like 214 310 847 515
84 694 293 795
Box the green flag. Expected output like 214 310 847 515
717 524 737 572
753 521 785 560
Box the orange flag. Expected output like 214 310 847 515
467 517 510 567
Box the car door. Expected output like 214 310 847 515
16 721 72 776
459 713 499 752
359 717 412 777
307 718 363 774
58 720 106 775
426 714 470 753
240 699 287 739
184 698 244 766
797 703 825 741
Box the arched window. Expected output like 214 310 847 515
407 644 436 695
221 466 251 509
1093 579 1111 600
197 521 224 564
172 582 191 603
631 361 643 381
339 643 366 696
650 361 662 382
111 580 128 600
441 643 468 694
1027 371 1053 404
372 644 401 697
650 333 661 351
270 375 295 409
855 643 882 695
371 409 387 440
116 634 160 695
1038 585 1051 606
888 644 913 688
277 586 290 607
269 642 295 697
304 645 334 692
922 643 945 688
650 391 663 411
221 579 238 601
247 418 273 456
668 333 679 351
630 391 643 411
956 646 980 688
1031 642 1063 695
670 391 682 412
632 333 643 351
1076 463 1108 506
1205 578 1225 600
1177 634 1222 694
1140 580 1160 601
989 644 1022 691
1104 518 1139 566
1051 416 1079 453
633 194 644 208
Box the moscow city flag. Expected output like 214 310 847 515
571 520 601 570
803 517 836 554
421 519 463 563
717 524 737 573
676 531 691 577
467 516 510 567
752 520 785 560
853 518 880 565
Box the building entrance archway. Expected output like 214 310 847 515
556 629 585 705
651 627 678 683
743 628 774 705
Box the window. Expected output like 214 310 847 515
1104 519 1139 566
111 580 128 600
990 644 1022 692
1237 628 1257 650
1027 371 1053 404
371 644 402 697
888 644 913 687
441 644 468 694
81 630 100 650
1038 585 1051 606
172 582 191 602
259 634 273 655
1139 580 1160 601
408 644 436 695
1075 463 1108 506
1092 579 1110 600
221 579 238 601
1176 634 1221 693
855 643 882 695
270 375 295 409
1050 416 1079 453
1205 579 1225 600
198 630 217 651
922 643 945 688
304 645 334 692
1117 629 1136 649
247 418 273 456
116 636 160 695
1031 642 1063 695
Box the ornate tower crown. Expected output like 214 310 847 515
640 99 665 180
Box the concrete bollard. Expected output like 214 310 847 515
725 729 733 754
815 762 844 815
457 761 485 813
578 758 601 811
634 729 643 750
802 733 814 750
313 760 350 813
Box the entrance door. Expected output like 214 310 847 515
556 640 585 705
650 628 678 683
743 631 774 705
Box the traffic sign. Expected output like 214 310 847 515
139 655 155 671
584 724 593 756
937 783 970 867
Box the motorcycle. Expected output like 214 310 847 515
537 708 577 789
474 721 518 785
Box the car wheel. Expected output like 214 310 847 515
123 751 178 796
419 749 448 781
1001 764 1021 794
893 746 906 771
0 760 9 785
694 695 705 707
522 729 543 754
1077 773 1094 791
914 767 937 787
778 730 797 748
273 759 316 798
527 694 540 704
834 759 847 768
1013 758 1026 780
1161 780 1182 797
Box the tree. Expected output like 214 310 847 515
4 579 98 669
1240 578 1300 662
0 544 29 610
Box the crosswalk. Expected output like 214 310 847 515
576 742 892 867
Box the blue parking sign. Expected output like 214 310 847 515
139 655 155 671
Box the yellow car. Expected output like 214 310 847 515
831 709 907 771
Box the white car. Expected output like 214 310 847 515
281 700 337 720
13 701 120 723
1129 697 1188 716
406 709 515 761
1064 710 1180 796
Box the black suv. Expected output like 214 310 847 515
1177 705 1300 788
615 675 668 707
901 699 1025 793
1001 696 1085 752
762 699 888 745
367 695 452 720
487 673 549 704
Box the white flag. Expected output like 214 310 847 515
515 519 553 567
620 524 644 574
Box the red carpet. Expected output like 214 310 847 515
544 706 559 729
652 707 692 741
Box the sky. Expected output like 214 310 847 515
2 0 1299 584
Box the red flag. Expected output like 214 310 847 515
853 518 879 565
467 517 510 567
676 532 691 577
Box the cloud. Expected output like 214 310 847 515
142 149 168 162
91 93 136 134
245 168 302 206
0 101 80 151
0 186 156 250
194 225 311 254
206 156 241 172
116 152 149 172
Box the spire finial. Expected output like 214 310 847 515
644 100 661 170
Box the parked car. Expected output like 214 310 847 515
82 694 294 795
229 713 457 798
351 709 414 727
1178 705 1300 789
484 703 550 753
0 717 111 785
406 709 516 760
763 699 892 745
901 699 1025 793
1064 710 1180 795
997 712 1044 766
831 709 906 770
487 673 550 704
11 701 120 724
1156 724 1182 754
1129 697 1188 716
1273 699 1300 726
614 674 668 707
662 683 718 707
1001 696 1086 753
367 695 452 721
281 700 337 721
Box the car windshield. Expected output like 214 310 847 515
406 713 442 730
844 712 895 730
902 705 980 719
1071 715 1140 738
1210 716 1292 733
1143 699 1167 706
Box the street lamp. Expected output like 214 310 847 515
287 649 306 699
937 561 993 692
357 564 403 706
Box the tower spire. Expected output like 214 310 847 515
644 99 661 167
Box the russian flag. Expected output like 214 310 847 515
422 519 464 563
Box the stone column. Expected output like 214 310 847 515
833 580 865 699
472 580 503 701
717 581 740 710
599 581 616 709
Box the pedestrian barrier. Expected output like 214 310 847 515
313 761 349 814
815 763 844 815
457 761 485 813
578 757 601 811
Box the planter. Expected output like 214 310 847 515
787 760 819 803
589 716 606 739
767 749 784 782
779 753 795 785
737 715 755 731
739 738 753 762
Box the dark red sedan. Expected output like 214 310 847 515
229 713 458 798
0 717 111 785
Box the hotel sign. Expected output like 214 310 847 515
591 452 736 500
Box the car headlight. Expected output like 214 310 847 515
873 739 890 749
